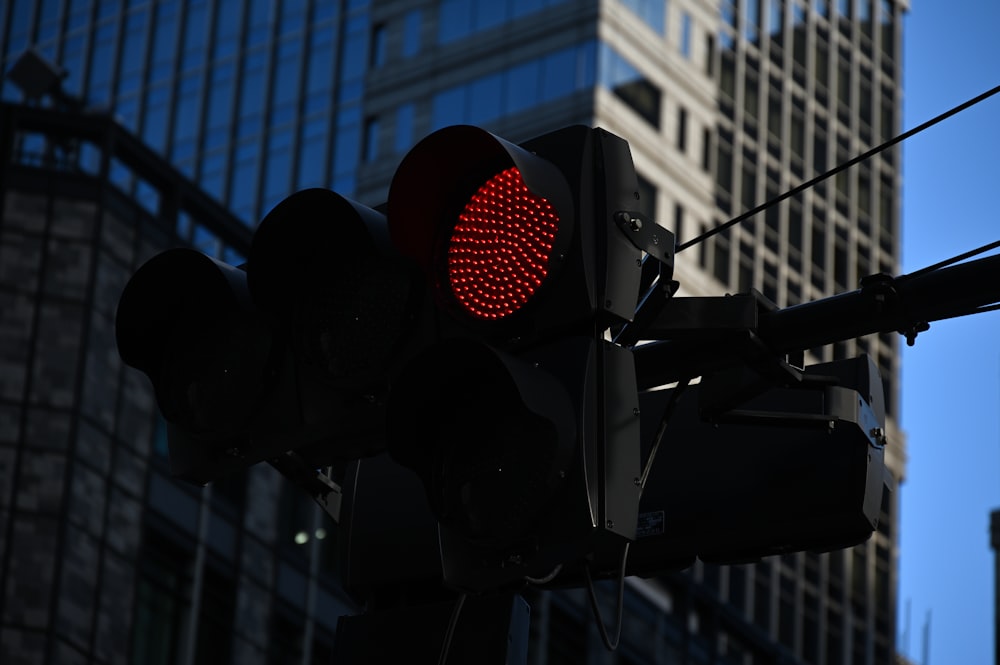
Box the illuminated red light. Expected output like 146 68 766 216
447 167 560 320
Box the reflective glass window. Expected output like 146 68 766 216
5 2 33 53
340 16 369 85
183 2 208 55
333 117 361 174
363 116 380 162
541 48 575 102
207 64 236 130
97 0 119 21
474 0 508 31
273 42 302 108
745 0 761 41
214 3 243 60
469 73 503 124
142 85 170 151
230 156 260 217
403 10 422 57
395 103 415 153
173 89 201 142
61 33 88 96
505 59 541 114
298 120 328 188
577 40 597 88
280 0 307 35
512 0 544 17
599 44 661 128
680 12 693 57
431 86 467 130
620 0 665 35
298 144 327 189
264 149 293 211
769 0 783 35
117 95 140 132
371 23 387 67
88 22 117 103
38 0 63 43
120 11 150 84
307 29 336 95
68 0 90 30
439 0 473 43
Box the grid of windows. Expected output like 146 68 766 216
0 105 353 664
0 0 375 225
430 41 597 130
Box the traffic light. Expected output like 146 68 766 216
115 189 425 484
382 124 675 591
626 354 891 574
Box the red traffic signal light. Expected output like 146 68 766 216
446 166 563 321
388 125 663 341
383 124 672 591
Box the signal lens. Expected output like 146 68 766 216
447 167 560 320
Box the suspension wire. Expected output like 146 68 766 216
675 83 1000 254
437 593 467 665
584 541 630 651
898 238 1000 281
640 378 692 492
583 377 692 651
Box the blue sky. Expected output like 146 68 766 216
898 1 1000 662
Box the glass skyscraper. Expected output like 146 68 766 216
1 0 908 663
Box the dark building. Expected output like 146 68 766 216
0 103 352 664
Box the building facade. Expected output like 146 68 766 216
1 0 908 663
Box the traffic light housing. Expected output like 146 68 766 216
383 125 674 591
626 354 891 574
115 189 425 484
115 120 897 608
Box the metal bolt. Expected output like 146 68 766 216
633 407 640 416
606 520 615 529
633 477 641 487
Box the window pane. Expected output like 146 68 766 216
432 86 467 130
395 103 415 153
542 48 576 102
439 0 473 43
403 10 422 57
505 60 541 114
469 73 503 124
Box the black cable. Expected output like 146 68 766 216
898 238 1000 281
639 378 691 492
676 83 1000 254
524 563 563 585
584 377 691 651
584 542 630 651
437 593 467 665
